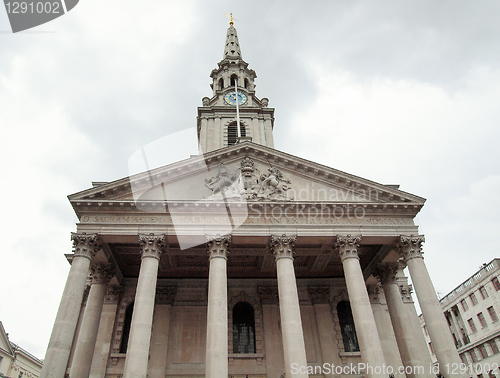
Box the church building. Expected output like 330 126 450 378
40 20 464 378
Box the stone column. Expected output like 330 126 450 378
373 263 428 378
148 286 176 378
205 235 230 378
40 233 100 378
89 286 122 378
259 287 285 378
335 235 386 378
308 286 342 378
398 273 434 371
269 235 308 378
397 235 464 377
367 284 404 378
123 234 165 378
70 263 114 378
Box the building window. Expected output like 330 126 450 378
488 306 499 322
119 302 134 353
489 370 496 378
423 325 428 335
468 318 477 333
470 292 479 306
480 286 489 299
478 374 484 378
337 301 360 352
478 312 488 328
230 75 238 87
429 342 434 354
18 372 23 378
479 344 488 358
232 302 256 354
490 340 499 354
492 277 500 291
461 299 469 311
218 78 224 90
460 354 468 364
470 350 478 362
227 122 246 145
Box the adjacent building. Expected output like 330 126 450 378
40 20 465 378
0 322 43 378
421 259 500 376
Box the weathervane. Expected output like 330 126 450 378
225 13 237 26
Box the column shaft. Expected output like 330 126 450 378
123 234 165 378
206 256 228 378
337 236 386 378
205 235 230 378
40 233 99 378
70 264 113 378
270 235 308 378
398 235 464 377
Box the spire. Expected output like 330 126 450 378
223 15 242 60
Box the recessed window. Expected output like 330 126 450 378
492 277 500 291
490 341 500 354
232 302 256 354
461 299 469 311
479 344 488 358
337 301 359 352
488 306 498 322
470 350 478 362
227 122 246 146
478 312 487 328
470 292 479 306
468 318 477 333
480 286 489 299
428 342 434 354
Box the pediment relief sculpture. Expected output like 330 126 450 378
205 156 293 201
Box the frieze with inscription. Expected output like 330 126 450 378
80 213 414 226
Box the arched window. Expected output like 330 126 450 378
227 122 246 146
119 302 134 353
230 75 238 87
218 78 224 90
244 78 250 89
233 302 256 353
337 301 359 352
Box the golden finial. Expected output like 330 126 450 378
225 13 237 26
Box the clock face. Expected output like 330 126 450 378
224 91 247 105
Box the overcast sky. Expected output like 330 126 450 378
1 0 500 360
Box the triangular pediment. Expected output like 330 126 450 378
69 142 425 214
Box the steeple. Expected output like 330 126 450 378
223 24 242 60
197 19 275 154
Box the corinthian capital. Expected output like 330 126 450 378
396 235 425 262
269 234 297 261
372 263 399 285
335 235 361 262
89 263 114 285
206 234 231 259
139 233 166 260
71 232 100 260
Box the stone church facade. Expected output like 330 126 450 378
40 21 464 378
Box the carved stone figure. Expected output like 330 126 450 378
204 157 293 201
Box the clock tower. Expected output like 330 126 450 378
197 20 275 153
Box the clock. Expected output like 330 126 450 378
224 91 247 105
